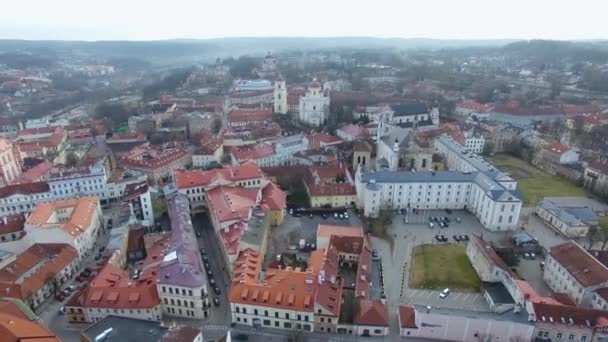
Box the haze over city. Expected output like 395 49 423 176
1 0 607 41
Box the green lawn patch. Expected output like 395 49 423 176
489 154 589 206
409 244 480 291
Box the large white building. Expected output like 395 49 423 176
48 161 107 200
299 78 330 127
358 133 522 231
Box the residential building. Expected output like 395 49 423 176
260 182 286 227
229 143 276 167
583 160 608 196
103 168 148 207
0 243 78 309
489 105 565 127
455 100 494 119
304 164 356 208
47 159 108 200
122 181 155 227
354 299 389 336
0 214 26 242
120 145 191 184
228 90 274 106
544 241 608 305
0 137 21 187
336 124 370 142
299 78 330 127
0 182 53 216
388 103 439 127
307 132 342 150
533 143 579 175
233 79 273 92
531 302 608 342
106 132 149 158
193 134 223 169
0 297 60 341
174 162 267 213
536 199 598 237
158 193 210 320
24 196 103 261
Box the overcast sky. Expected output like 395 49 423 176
1 0 606 41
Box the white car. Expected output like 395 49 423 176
439 288 450 298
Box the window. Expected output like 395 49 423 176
275 312 279 318
265 310 268 317
236 307 240 313
275 321 279 327
284 322 292 328
568 335 574 340
285 313 290 320
582 336 587 342
374 329 382 334
254 309 258 315
320 317 324 323
263 319 270 326
557 333 562 339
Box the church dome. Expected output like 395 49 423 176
275 74 285 82
309 78 321 89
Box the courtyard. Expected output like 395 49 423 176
489 154 589 206
409 243 481 291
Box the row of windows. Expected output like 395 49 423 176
537 330 584 341
167 307 196 317
234 306 310 321
161 286 194 297
163 297 195 308
235 316 311 331
51 178 103 188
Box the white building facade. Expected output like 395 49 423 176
299 78 330 127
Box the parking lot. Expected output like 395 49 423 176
515 256 551 296
403 288 489 312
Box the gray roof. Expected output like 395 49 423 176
481 282 515 304
539 199 599 227
159 193 207 288
81 315 168 342
412 304 532 325
390 103 428 117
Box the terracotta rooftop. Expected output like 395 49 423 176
544 143 571 155
337 124 370 138
0 182 49 198
354 299 389 326
549 241 608 288
533 301 608 328
26 196 100 239
12 162 52 184
458 100 494 113
317 224 364 239
0 244 78 301
0 214 25 236
399 305 417 328
228 108 272 124
174 162 264 189
207 185 259 223
230 143 275 162
120 146 190 171
260 182 286 211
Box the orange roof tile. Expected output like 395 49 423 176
174 162 264 189
317 224 363 239
26 196 100 238
354 299 389 326
0 244 78 301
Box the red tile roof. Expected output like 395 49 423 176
0 182 49 198
305 165 355 197
260 182 286 211
471 235 514 277
26 196 100 239
354 299 389 326
308 132 342 148
309 246 342 317
549 241 608 288
174 162 264 189
337 124 370 139
230 143 275 162
206 186 259 223
228 109 272 125
120 146 190 171
0 244 78 301
0 214 25 235
12 161 52 184
543 143 571 155
458 100 494 113
399 305 417 328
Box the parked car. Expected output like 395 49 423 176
455 217 461 223
202 255 208 262
344 212 349 219
334 213 339 219
196 231 201 237
321 214 328 219
209 278 216 286
67 285 77 292
214 286 221 295
439 288 451 298
428 222 434 229
55 294 65 301
453 235 461 242
530 253 536 259
461 235 469 241
435 235 447 242
540 262 545 270
61 289 70 297
289 208 294 215
200 248 207 255
206 268 213 276
213 297 220 306
204 262 210 269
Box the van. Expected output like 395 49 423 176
439 288 450 298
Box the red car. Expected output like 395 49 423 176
55 294 65 301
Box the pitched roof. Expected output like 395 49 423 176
458 100 494 113
0 244 78 301
0 214 25 236
337 124 370 138
230 143 275 162
26 196 100 239
543 143 571 155
399 305 417 328
229 249 316 312
206 186 259 223
354 299 389 326
0 182 49 198
228 108 272 124
390 103 428 116
549 241 608 288
533 301 608 328
471 235 514 277
260 182 286 211
0 310 60 341
120 146 190 171
174 162 264 189
317 224 364 239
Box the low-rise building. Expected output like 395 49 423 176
536 199 598 237
534 143 579 175
228 108 272 127
584 160 608 197
354 299 389 337
544 241 608 306
193 134 223 169
0 297 60 341
24 196 103 261
336 124 370 142
0 243 78 309
0 214 26 242
120 145 191 184
0 182 53 216
0 137 22 187
122 181 155 227
305 164 356 208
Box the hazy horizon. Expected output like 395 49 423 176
1 0 607 41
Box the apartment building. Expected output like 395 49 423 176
24 196 103 261
304 164 356 208
122 181 154 227
0 298 60 341
0 243 78 309
0 182 53 215
47 160 107 200
158 193 209 320
544 241 608 306
120 145 191 184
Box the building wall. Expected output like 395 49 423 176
402 309 534 341
353 151 371 171
355 325 389 336
309 194 356 208
533 323 593 342
535 205 589 238
543 254 608 305
158 283 209 320
84 304 162 323
0 192 54 215
231 302 314 332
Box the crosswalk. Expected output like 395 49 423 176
200 324 228 331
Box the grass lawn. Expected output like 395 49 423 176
409 244 480 291
489 154 589 207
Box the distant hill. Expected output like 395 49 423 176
0 37 520 65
